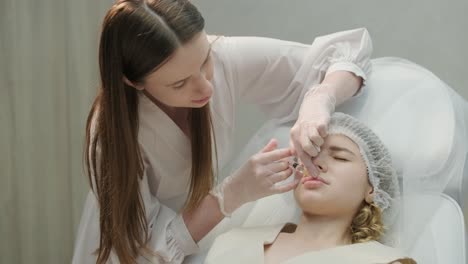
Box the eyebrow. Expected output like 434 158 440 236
328 146 356 156
168 46 212 86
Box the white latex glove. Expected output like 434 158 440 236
210 139 299 217
290 84 336 177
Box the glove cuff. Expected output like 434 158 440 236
209 184 232 218
210 177 239 218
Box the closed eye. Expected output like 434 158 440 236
334 156 349 162
172 80 187 89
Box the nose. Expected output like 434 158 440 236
312 153 327 173
193 71 213 96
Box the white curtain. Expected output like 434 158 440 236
1 1 112 263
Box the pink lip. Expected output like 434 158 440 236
192 96 211 104
301 176 329 185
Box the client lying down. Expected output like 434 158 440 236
205 113 416 264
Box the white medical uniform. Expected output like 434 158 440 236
72 28 373 264
204 224 408 264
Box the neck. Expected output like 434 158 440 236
290 213 353 249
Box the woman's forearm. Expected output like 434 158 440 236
182 193 224 242
321 70 363 106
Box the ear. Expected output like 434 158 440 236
123 76 144 91
365 186 375 204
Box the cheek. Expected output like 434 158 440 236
335 165 368 199
145 86 189 105
141 81 166 98
146 87 169 100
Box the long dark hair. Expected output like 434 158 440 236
84 1 214 263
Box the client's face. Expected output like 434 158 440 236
294 134 373 217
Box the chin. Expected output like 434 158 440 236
296 193 325 209
295 185 325 199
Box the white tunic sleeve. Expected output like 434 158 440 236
216 28 373 121
133 164 199 264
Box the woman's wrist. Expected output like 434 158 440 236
320 70 363 105
182 192 225 242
